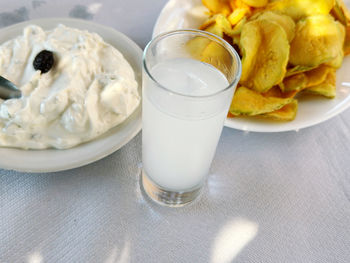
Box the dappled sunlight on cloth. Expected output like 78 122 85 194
104 241 130 263
88 3 102 14
27 252 43 263
210 218 258 263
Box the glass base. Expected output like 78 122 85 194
141 170 202 207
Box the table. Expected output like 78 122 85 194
0 1 350 262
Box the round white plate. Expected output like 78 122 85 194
154 0 350 132
0 18 142 172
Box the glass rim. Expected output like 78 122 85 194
142 29 242 99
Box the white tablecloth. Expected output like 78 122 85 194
1 1 350 262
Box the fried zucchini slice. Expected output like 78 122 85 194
285 65 316 77
200 15 220 31
229 0 249 9
262 86 283 97
345 25 350 55
266 0 335 21
241 0 268 8
231 16 247 35
229 86 294 116
289 15 345 67
203 23 225 38
325 50 344 68
202 0 232 16
239 20 261 82
204 24 224 37
200 14 233 38
326 21 346 68
304 65 332 87
280 73 307 92
228 7 250 25
200 41 232 79
331 0 350 26
262 100 298 121
305 70 336 98
253 11 295 42
186 37 211 60
262 86 298 98
240 18 289 92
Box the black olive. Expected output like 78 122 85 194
33 50 54 74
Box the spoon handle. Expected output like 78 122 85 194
0 76 22 99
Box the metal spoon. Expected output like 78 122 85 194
0 76 22 99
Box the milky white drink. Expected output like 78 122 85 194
142 58 232 191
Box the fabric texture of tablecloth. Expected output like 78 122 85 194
0 1 350 262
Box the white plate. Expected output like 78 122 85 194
153 0 350 132
0 18 142 172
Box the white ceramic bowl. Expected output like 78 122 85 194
0 18 142 172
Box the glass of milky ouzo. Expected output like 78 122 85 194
141 29 241 207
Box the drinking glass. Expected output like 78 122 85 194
141 29 241 206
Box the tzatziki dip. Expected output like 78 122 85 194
0 24 140 149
